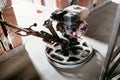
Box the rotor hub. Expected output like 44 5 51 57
45 38 93 68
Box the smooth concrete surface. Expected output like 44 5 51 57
0 1 120 80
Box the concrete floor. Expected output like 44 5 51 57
0 45 42 80
0 1 120 80
86 2 117 43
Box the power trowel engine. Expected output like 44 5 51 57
51 5 89 38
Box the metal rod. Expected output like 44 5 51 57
0 19 30 33
99 3 120 80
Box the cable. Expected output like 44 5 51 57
111 46 120 62
107 57 120 79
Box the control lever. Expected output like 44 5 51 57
43 19 60 40
0 19 64 44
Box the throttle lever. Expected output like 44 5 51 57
29 23 37 29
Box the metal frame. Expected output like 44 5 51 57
99 2 120 80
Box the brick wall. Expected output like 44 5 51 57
56 0 69 9
55 0 108 9
2 7 23 48
0 25 6 54
32 0 108 9
0 0 23 54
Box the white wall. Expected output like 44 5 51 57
44 0 57 9
0 0 7 10
33 0 41 5
111 0 120 3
